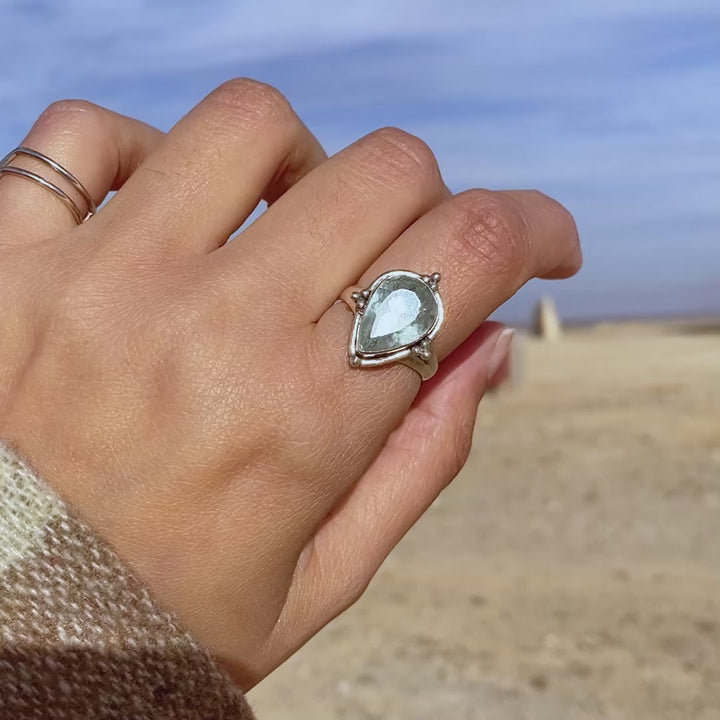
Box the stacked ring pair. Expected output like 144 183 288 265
0 146 96 224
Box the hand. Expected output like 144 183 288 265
0 79 580 688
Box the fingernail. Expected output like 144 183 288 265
487 328 515 380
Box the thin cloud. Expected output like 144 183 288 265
1 0 718 320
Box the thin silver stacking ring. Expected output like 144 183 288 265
0 146 96 225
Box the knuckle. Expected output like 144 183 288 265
364 127 441 187
335 572 372 615
449 418 475 481
303 539 372 618
207 77 293 125
399 405 474 484
448 189 528 281
38 99 105 132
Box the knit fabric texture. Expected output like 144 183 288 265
0 441 254 720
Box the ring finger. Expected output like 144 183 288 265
0 100 161 244
311 187 581 484
350 188 581 360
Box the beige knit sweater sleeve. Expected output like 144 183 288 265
0 441 255 720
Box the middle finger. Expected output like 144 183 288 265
216 127 449 320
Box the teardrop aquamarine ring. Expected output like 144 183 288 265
341 270 444 380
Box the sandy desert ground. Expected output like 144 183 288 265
250 320 720 720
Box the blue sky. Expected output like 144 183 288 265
1 0 718 323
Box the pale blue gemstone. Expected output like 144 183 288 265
357 275 438 355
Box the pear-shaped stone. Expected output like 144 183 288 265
356 274 438 355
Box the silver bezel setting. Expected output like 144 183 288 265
348 270 444 371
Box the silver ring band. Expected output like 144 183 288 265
342 269 444 381
0 146 96 224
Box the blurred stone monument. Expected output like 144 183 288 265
532 296 562 341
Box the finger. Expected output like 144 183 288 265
260 322 511 667
333 189 580 360
314 187 579 405
0 100 161 244
302 189 578 508
102 78 327 255
216 127 449 321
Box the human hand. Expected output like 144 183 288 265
0 79 580 688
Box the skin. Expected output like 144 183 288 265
0 78 581 689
